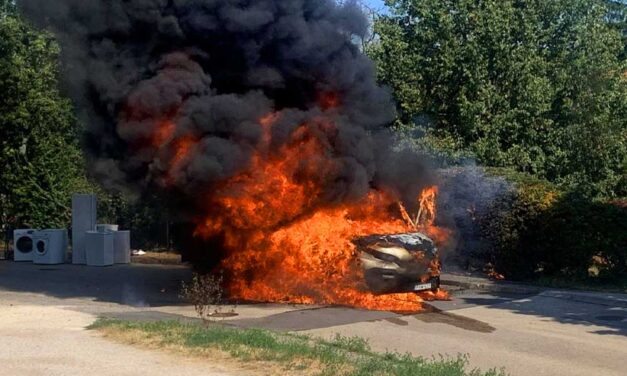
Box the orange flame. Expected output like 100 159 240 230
190 112 450 312
318 91 340 110
417 186 438 227
152 120 176 147
170 137 198 172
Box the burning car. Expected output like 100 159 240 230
354 232 440 294
29 0 450 312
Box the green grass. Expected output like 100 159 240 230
89 319 506 376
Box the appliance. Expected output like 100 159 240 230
96 224 119 233
13 229 37 262
72 194 97 264
113 231 131 264
85 231 114 267
33 229 68 265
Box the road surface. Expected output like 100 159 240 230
1 261 626 376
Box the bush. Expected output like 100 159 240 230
180 273 226 322
535 196 627 280
479 170 627 281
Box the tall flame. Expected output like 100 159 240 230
156 112 450 312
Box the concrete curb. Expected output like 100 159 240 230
440 273 627 307
441 274 543 295
539 290 627 308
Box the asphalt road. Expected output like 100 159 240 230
1 261 626 376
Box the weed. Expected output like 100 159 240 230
180 273 228 322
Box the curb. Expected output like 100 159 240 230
440 273 627 307
441 278 542 295
539 290 627 308
440 273 544 295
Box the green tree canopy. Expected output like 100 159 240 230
0 0 16 17
0 5 91 228
371 0 627 198
605 0 627 59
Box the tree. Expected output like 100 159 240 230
605 0 627 59
371 0 627 198
0 0 16 18
0 6 91 229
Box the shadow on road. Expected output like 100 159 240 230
2 260 624 337
461 292 627 337
0 261 191 307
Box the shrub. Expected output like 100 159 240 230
478 170 627 281
180 273 225 322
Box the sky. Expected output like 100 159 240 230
361 0 387 11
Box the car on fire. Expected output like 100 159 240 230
354 232 440 294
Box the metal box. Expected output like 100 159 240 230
85 231 114 267
72 194 97 264
113 230 131 264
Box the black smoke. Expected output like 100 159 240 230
19 0 434 223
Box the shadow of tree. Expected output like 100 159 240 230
0 261 191 307
460 291 627 337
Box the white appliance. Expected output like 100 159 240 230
33 230 68 265
13 229 37 262
85 231 114 267
113 231 131 264
72 194 97 264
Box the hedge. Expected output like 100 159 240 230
479 169 627 282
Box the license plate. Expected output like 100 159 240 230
414 283 432 291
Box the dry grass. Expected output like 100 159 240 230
132 251 182 265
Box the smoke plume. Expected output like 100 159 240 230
18 0 428 202
18 1 459 310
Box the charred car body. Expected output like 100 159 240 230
354 233 440 294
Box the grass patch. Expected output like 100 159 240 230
89 319 506 376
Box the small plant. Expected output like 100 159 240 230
180 273 225 322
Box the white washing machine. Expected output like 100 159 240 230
33 230 68 265
13 229 37 262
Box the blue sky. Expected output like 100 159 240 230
361 0 386 11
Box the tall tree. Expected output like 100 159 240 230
606 0 627 59
0 0 16 17
372 0 627 198
0 6 91 228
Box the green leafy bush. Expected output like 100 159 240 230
479 170 627 281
